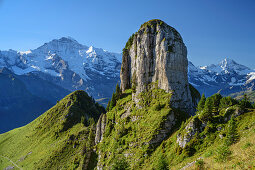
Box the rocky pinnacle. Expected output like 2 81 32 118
120 19 193 112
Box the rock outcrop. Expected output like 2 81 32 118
177 117 203 148
149 110 176 145
95 114 107 144
120 19 193 112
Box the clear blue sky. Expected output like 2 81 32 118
0 0 254 68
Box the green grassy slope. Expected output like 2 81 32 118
97 86 190 169
97 86 255 169
0 90 105 169
142 109 255 170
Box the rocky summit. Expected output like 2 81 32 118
120 19 193 112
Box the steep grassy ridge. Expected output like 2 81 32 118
0 90 105 169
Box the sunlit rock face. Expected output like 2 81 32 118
120 19 193 112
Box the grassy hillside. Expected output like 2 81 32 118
97 84 190 169
143 109 255 169
97 86 255 169
1 87 254 169
0 90 105 169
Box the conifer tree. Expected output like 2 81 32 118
197 93 206 113
156 152 168 170
225 116 239 146
219 96 236 109
211 93 222 115
199 97 213 121
106 100 111 112
109 92 117 110
115 84 121 100
112 156 129 170
212 93 222 108
240 94 252 110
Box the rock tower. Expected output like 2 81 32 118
120 19 193 112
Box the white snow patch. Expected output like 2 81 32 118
247 72 255 82
19 50 32 55
44 69 61 77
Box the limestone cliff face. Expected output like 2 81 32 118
120 19 193 112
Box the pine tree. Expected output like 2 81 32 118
211 93 222 115
109 93 117 110
106 100 111 112
155 151 168 170
81 116 86 125
219 96 236 109
240 94 252 111
107 84 121 112
212 93 222 108
112 156 129 170
199 97 213 121
197 93 206 113
115 84 121 100
225 116 239 146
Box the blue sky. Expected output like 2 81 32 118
0 0 254 68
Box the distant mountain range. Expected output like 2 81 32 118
188 58 255 96
0 37 254 133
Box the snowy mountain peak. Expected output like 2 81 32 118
56 36 79 43
220 58 236 65
219 58 251 75
219 58 238 70
199 58 252 75
35 37 88 54
86 46 95 54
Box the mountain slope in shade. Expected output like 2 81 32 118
0 68 71 133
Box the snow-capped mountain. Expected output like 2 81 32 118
188 58 255 96
0 37 121 104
